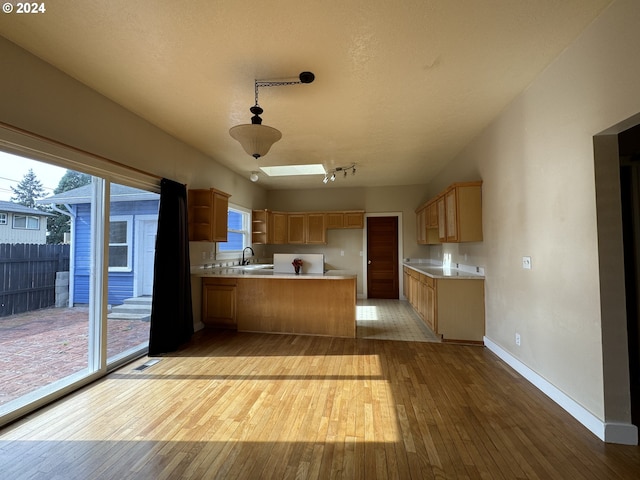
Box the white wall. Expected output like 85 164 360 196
426 0 640 440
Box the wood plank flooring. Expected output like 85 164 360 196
1 330 639 479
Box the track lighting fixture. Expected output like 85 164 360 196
322 164 356 184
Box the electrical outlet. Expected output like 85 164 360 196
522 256 532 269
515 333 521 346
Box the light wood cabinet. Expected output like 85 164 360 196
415 205 427 244
404 266 484 343
343 211 364 228
427 201 438 228
306 213 326 244
416 203 440 245
287 213 326 244
287 214 306 243
252 209 269 245
326 212 344 229
437 195 447 242
251 210 288 244
236 277 356 338
417 181 482 244
271 212 288 244
188 188 231 242
444 182 483 242
202 278 237 328
252 209 363 245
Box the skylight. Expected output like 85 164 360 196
259 164 326 177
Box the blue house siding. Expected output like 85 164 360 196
73 199 159 306
73 204 91 305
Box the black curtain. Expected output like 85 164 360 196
148 178 193 355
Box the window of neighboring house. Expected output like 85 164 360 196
13 214 40 230
217 205 250 256
0 212 7 225
108 215 133 271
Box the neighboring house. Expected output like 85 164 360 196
37 184 159 307
0 200 53 244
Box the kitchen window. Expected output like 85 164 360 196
108 216 133 271
13 214 39 230
217 205 250 256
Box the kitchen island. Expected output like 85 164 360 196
192 267 357 338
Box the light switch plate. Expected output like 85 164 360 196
522 256 532 269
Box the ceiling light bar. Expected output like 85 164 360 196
323 164 356 184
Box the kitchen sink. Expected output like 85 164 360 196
228 264 273 271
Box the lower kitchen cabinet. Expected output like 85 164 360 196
403 267 484 343
202 278 237 328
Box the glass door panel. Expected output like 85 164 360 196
106 183 158 364
0 153 94 410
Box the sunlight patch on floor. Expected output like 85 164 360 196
356 305 379 321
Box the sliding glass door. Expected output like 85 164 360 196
0 151 155 422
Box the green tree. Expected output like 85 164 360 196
10 168 46 208
46 170 92 244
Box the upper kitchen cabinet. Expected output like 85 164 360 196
306 213 326 244
326 211 365 230
252 209 269 245
416 202 439 245
188 188 231 242
252 210 363 245
441 181 483 243
287 213 326 244
325 212 344 229
287 214 306 244
415 205 427 244
252 210 288 245
271 212 288 244
343 211 364 228
417 181 482 244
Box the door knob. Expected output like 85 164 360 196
367 260 372 265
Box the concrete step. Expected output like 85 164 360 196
110 303 151 315
122 296 153 306
107 312 150 321
108 296 152 320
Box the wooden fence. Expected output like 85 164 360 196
0 243 70 317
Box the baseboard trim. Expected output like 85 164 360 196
483 336 638 445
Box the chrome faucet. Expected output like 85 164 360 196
242 246 255 265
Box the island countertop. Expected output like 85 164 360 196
191 266 357 280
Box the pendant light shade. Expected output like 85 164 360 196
229 124 282 159
229 72 314 159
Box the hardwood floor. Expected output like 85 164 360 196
1 330 639 479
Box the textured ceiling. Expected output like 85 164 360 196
0 0 612 189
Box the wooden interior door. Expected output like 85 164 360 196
366 216 399 298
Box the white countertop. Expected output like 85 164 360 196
191 266 357 280
403 263 485 279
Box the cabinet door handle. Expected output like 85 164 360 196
367 260 372 265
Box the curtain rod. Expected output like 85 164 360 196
0 120 163 181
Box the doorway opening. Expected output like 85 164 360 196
619 123 640 426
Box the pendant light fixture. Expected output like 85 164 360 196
229 72 315 159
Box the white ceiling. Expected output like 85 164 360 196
0 0 612 190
